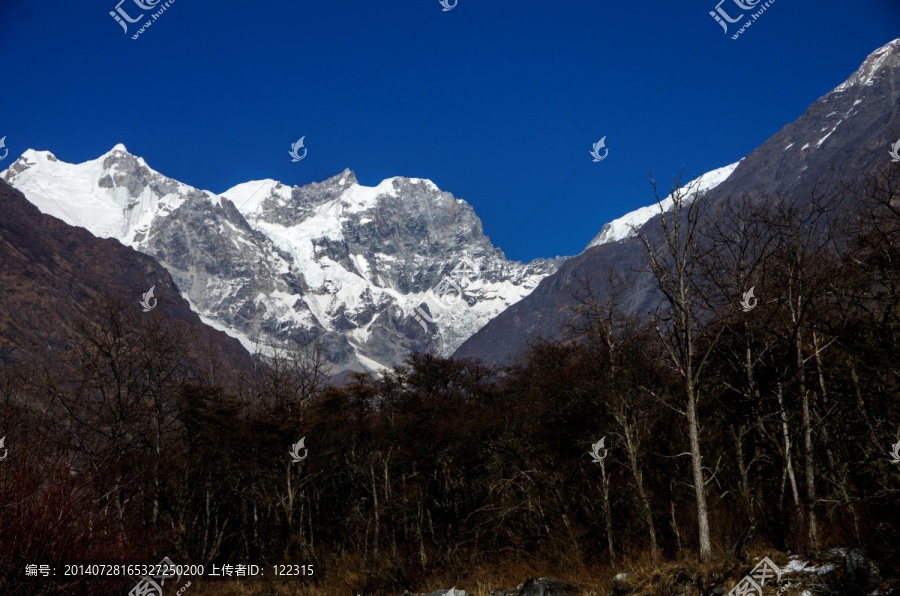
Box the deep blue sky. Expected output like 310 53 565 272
0 1 897 262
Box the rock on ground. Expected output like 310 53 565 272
490 577 589 596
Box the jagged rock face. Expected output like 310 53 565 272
224 169 563 368
455 37 900 365
3 147 564 372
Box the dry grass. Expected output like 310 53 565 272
135 548 899 596
166 550 617 595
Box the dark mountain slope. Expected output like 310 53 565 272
456 38 900 365
0 178 253 381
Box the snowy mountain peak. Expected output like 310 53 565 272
14 148 59 165
833 37 900 93
2 146 565 372
335 167 358 186
3 146 214 244
586 161 739 250
223 170 451 226
317 167 358 189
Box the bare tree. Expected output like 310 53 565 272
764 191 842 552
697 193 781 545
569 270 659 565
638 174 723 561
244 338 332 414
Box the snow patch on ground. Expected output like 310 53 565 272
783 558 836 576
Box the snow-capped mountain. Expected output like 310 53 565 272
2 147 564 372
585 162 739 249
457 37 900 365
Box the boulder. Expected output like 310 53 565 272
513 577 588 596
401 589 472 596
844 549 880 592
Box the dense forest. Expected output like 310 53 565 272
2 165 900 595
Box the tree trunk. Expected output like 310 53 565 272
814 337 862 543
686 379 712 561
731 425 755 527
776 384 802 515
599 458 615 563
619 416 658 565
371 458 380 558
797 331 819 551
670 498 683 557
417 499 427 568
